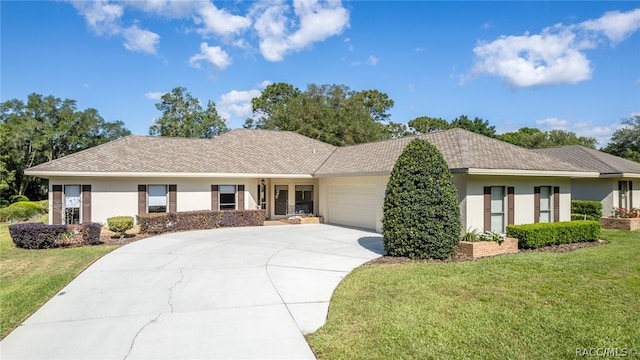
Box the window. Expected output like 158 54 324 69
619 181 633 209
490 186 505 233
148 185 167 213
539 186 552 223
64 185 81 224
219 185 237 210
295 185 314 214
257 183 266 210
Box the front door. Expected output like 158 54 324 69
274 185 288 216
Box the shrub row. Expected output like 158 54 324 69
137 210 266 234
8 222 102 249
506 220 601 249
571 200 602 221
0 201 48 222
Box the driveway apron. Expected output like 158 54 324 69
0 224 384 360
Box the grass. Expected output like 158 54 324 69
0 215 118 339
307 230 640 359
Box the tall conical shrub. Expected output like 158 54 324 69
382 138 461 259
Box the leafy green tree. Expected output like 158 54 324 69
408 116 450 134
603 115 640 162
245 83 394 146
149 87 228 138
449 115 496 137
387 122 412 138
499 128 597 149
382 139 461 259
1 93 131 199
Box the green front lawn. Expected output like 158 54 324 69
307 230 640 359
0 216 118 339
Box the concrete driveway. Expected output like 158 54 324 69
0 224 384 360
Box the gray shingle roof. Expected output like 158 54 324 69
314 128 586 175
532 146 640 174
26 129 337 175
26 128 597 177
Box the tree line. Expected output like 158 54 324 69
2 84 638 200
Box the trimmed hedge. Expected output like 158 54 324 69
107 216 134 236
9 223 68 249
137 210 265 234
8 222 101 249
571 200 602 221
506 220 601 249
0 201 47 222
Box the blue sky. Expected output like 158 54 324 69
2 1 639 147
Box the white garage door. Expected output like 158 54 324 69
327 185 378 230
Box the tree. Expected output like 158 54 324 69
449 115 497 137
1 93 131 199
603 115 640 162
149 87 229 138
245 83 394 146
382 139 461 259
499 128 597 149
408 116 449 134
387 122 412 138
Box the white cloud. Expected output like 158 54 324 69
71 1 123 35
469 28 592 88
189 42 232 70
122 25 160 54
217 81 271 126
467 8 640 88
70 0 350 65
580 9 640 44
71 1 159 54
368 55 379 66
193 1 252 37
253 0 350 61
535 117 569 130
344 37 353 51
145 91 166 100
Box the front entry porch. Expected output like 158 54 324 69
255 178 319 220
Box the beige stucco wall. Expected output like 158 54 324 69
571 178 638 216
571 178 613 217
48 177 261 225
464 175 572 233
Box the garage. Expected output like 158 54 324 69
326 184 379 230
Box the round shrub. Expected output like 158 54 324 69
9 194 29 203
382 138 461 259
107 216 134 236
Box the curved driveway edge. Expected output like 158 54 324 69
0 224 384 360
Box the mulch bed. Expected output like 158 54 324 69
365 240 608 265
99 226 153 245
